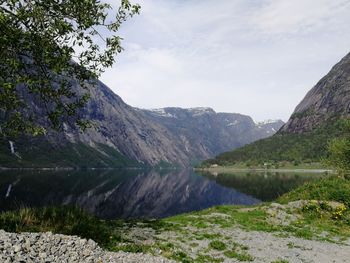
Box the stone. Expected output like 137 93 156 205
13 245 21 253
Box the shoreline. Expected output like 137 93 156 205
0 166 185 171
195 167 335 174
0 166 149 171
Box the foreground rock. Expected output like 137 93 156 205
0 230 174 263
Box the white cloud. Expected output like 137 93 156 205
100 0 350 122
251 0 350 36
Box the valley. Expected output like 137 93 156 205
1 49 350 263
1 1 350 262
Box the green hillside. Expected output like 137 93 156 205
201 120 345 167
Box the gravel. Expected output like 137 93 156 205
222 228 350 263
152 226 350 263
0 230 174 263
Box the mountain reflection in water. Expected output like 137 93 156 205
0 169 322 219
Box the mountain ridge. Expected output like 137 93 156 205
0 78 283 168
141 107 284 160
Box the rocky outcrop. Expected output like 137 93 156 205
63 82 190 166
281 52 350 133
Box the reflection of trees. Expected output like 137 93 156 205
200 171 322 201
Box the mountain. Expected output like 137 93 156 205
142 107 284 161
0 81 283 168
281 52 350 133
1 81 191 167
203 52 350 166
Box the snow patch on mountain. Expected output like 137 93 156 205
256 119 281 125
227 120 239 127
188 107 215 116
148 108 176 118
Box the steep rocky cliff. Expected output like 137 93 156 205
1 81 282 167
281 52 350 133
1 81 190 167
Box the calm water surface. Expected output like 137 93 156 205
0 169 325 219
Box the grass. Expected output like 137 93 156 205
271 260 289 263
163 177 350 242
0 206 126 249
195 254 224 263
278 176 350 241
0 206 178 254
224 250 254 261
208 240 226 250
279 176 350 207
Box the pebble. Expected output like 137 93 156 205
0 230 175 263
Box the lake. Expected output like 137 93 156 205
0 169 326 219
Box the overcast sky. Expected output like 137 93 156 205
100 0 350 122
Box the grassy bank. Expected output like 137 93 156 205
0 176 349 262
0 207 127 250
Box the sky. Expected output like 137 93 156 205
100 0 350 122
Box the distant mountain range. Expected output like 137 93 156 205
204 52 350 166
0 79 283 168
142 107 283 162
